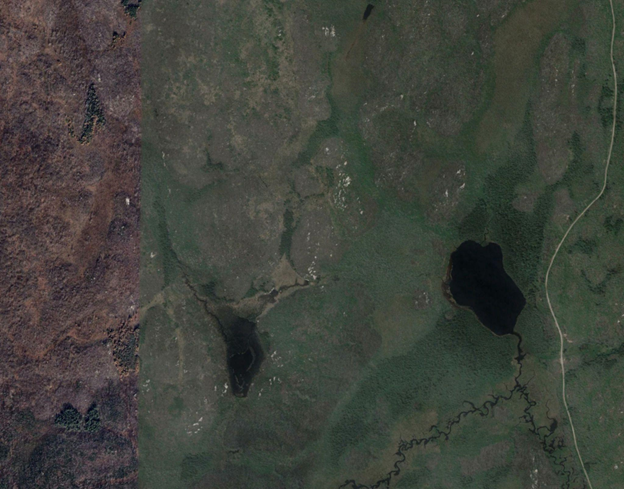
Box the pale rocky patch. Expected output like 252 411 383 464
426 161 467 223
552 188 576 228
512 190 541 213
290 203 343 281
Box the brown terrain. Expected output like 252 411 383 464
0 0 140 486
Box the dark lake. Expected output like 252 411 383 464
225 317 264 397
447 241 526 336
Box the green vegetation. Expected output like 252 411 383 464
139 0 624 487
117 332 138 371
0 443 8 461
121 0 142 18
604 214 623 234
570 237 598 255
78 84 105 144
84 404 102 433
54 404 82 432
54 403 102 433
278 208 295 259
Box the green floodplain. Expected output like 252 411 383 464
139 0 624 487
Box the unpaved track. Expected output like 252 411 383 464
544 1 618 487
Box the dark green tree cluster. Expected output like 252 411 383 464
569 237 597 255
54 404 82 431
121 0 142 18
560 132 596 198
604 215 623 235
84 404 102 433
54 403 101 433
598 80 623 130
0 443 8 461
117 334 138 371
78 84 106 144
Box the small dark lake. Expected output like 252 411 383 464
447 240 526 336
225 317 264 397
363 4 375 20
